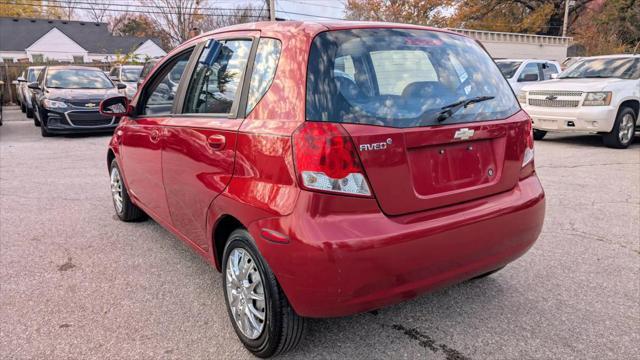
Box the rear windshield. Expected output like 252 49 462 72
306 29 520 128
496 61 522 79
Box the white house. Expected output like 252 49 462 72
0 17 166 63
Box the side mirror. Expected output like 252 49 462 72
116 83 127 90
27 82 40 90
17 76 26 82
520 73 539 82
550 73 559 79
100 96 129 117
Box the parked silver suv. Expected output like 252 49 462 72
14 66 44 119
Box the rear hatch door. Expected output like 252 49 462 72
343 111 530 216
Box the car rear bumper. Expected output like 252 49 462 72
251 175 545 318
524 105 617 133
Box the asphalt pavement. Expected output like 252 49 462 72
1 106 638 359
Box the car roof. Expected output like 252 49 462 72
205 20 460 38
496 59 559 63
46 65 104 71
583 54 640 60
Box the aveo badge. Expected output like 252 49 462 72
360 138 393 151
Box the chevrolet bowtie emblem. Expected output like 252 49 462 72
545 95 558 101
85 103 96 108
453 128 475 140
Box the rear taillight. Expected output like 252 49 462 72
520 117 535 179
292 122 372 197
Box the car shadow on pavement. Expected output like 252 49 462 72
280 276 511 359
539 133 640 148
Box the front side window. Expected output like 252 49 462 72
518 63 540 81
561 57 640 79
246 38 281 114
27 67 42 82
496 61 522 79
306 29 519 128
142 51 192 116
542 63 559 80
183 39 252 114
46 69 113 89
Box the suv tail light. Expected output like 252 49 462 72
292 122 372 197
520 117 535 179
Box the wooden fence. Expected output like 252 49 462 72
0 62 116 104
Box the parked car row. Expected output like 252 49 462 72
10 58 158 137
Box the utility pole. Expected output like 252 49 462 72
562 0 570 37
267 0 276 21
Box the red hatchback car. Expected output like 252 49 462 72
101 21 545 357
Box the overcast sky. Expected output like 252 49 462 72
215 0 346 20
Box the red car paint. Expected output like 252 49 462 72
108 21 545 318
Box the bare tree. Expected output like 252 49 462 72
142 0 204 46
57 0 80 21
200 3 267 32
86 0 110 23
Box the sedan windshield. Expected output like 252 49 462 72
46 69 114 89
306 29 519 128
496 61 522 79
560 57 640 79
122 67 142 82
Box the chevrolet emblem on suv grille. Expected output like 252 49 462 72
545 95 558 101
85 103 96 108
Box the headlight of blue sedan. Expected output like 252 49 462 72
42 99 68 109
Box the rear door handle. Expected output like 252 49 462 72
207 134 226 150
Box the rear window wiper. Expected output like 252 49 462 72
437 96 495 122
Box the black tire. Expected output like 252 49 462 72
603 107 637 149
26 106 34 119
109 159 146 222
40 121 52 137
470 266 505 280
533 129 547 140
222 230 305 358
33 108 41 127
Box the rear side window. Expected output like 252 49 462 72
246 38 281 114
183 39 252 115
306 29 519 128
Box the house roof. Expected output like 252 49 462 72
0 17 161 54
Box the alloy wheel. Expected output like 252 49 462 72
226 248 266 340
110 166 124 214
618 113 635 145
